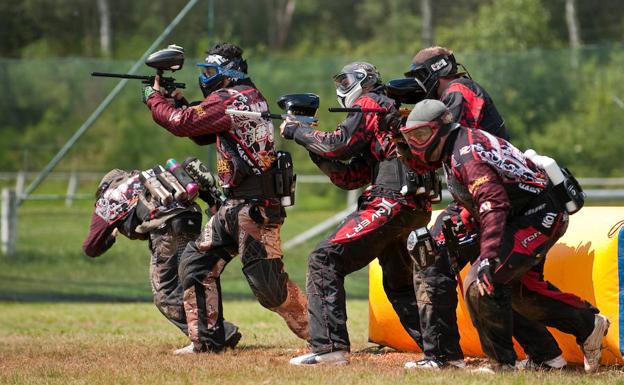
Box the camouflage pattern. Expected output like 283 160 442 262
149 222 200 333
179 199 309 352
273 279 310 341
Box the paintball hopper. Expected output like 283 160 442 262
277 93 320 117
386 78 427 105
146 44 185 72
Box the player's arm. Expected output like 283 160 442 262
82 212 117 258
309 152 372 190
146 92 232 138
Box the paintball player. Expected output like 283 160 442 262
281 62 431 365
143 43 309 354
400 99 610 373
402 46 565 370
82 168 242 352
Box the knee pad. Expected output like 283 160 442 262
243 258 288 309
179 243 229 289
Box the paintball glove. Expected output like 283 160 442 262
280 119 300 140
142 85 159 104
476 257 495 296
379 108 402 136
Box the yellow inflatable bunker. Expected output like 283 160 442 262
369 207 624 364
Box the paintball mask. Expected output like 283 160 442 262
404 53 458 98
400 99 457 167
334 62 381 108
197 54 248 97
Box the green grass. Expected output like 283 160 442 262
2 301 623 385
0 202 367 301
3 202 624 384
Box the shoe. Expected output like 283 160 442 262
225 330 242 349
173 330 241 355
518 355 567 370
173 343 196 355
581 314 610 372
404 358 466 370
289 351 349 366
470 362 516 374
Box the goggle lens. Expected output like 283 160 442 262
402 125 433 145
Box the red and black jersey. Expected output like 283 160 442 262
442 77 509 141
287 91 424 208
147 80 277 188
444 128 548 261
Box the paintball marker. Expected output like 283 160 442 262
91 45 186 94
328 77 427 115
225 93 319 124
441 215 479 275
386 77 427 106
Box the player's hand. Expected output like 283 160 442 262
170 89 185 100
153 74 161 92
476 258 495 296
280 117 300 139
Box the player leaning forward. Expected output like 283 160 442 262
82 166 242 350
282 62 432 365
144 43 309 353
399 99 609 373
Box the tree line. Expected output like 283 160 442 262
2 0 624 178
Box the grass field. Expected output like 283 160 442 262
3 301 624 385
2 201 624 384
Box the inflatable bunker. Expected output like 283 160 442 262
369 207 624 364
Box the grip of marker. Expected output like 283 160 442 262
166 158 199 199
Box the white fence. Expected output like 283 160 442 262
3 172 624 256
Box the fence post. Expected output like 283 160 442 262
347 189 359 207
1 188 17 256
15 171 25 198
65 171 78 207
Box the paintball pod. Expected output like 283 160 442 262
225 93 320 124
91 45 186 94
183 157 227 207
138 156 226 209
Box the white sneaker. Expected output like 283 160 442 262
581 314 610 372
518 354 567 370
173 343 196 355
404 358 466 370
289 351 349 366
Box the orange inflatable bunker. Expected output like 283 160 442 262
368 207 624 364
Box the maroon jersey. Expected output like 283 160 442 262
147 81 276 188
445 128 548 261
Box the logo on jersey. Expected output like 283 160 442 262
524 203 546 216
541 212 557 229
479 201 492 214
469 176 490 194
518 183 540 194
521 231 541 248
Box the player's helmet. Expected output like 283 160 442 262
404 52 458 97
197 43 248 97
333 61 381 108
95 169 129 199
400 99 458 168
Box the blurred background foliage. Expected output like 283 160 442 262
1 0 624 178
